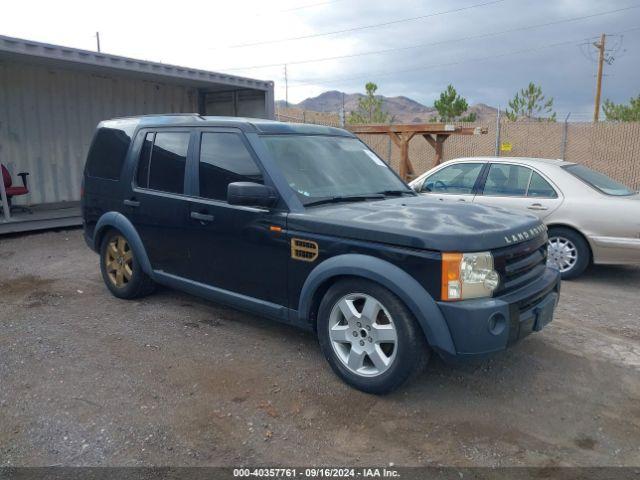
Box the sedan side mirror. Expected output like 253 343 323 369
227 182 278 208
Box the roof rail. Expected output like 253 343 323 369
110 113 204 120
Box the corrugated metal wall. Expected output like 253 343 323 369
0 60 198 205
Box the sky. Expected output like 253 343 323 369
1 0 639 119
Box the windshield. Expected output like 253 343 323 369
564 164 635 196
261 135 411 205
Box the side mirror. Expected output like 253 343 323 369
227 182 278 208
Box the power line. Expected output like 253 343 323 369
270 0 345 14
253 0 346 17
285 26 640 89
226 0 507 49
225 4 640 71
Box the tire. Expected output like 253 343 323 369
99 229 156 299
317 278 429 394
547 227 590 280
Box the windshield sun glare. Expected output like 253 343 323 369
261 135 410 204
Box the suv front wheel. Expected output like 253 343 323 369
317 279 429 394
100 229 155 299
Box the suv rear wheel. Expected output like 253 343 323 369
100 230 155 299
317 278 429 394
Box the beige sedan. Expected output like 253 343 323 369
409 157 640 279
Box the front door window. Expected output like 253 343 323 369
421 163 483 195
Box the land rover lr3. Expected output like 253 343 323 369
82 115 561 394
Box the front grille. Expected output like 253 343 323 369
493 234 548 295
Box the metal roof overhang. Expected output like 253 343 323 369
0 34 273 92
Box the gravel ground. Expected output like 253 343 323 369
0 228 639 467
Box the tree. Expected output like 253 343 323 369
432 84 476 122
347 82 391 124
505 82 556 121
602 95 640 121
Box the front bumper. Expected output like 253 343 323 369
436 267 561 359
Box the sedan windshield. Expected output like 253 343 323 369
564 164 635 196
261 135 412 205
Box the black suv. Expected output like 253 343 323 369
82 115 561 394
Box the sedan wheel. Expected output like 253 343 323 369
328 293 398 377
546 227 590 279
547 236 578 273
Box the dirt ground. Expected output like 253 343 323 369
0 228 639 467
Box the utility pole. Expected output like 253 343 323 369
96 32 101 52
284 64 288 108
494 107 501 157
561 112 571 160
593 33 606 122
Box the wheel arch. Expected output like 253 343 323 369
298 254 456 355
94 212 154 277
546 223 594 264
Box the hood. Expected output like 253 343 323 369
288 196 545 252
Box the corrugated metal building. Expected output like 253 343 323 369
0 35 274 233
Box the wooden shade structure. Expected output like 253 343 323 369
348 123 488 181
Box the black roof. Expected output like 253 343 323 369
100 115 353 137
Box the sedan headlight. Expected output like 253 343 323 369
441 251 500 301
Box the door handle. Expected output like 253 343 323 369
528 203 548 211
190 211 214 223
123 199 140 207
458 198 467 202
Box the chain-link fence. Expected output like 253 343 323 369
275 108 640 190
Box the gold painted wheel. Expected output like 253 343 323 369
104 234 133 288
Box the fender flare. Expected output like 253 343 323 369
93 212 154 277
298 254 456 355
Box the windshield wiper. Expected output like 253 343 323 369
376 189 416 196
303 194 385 207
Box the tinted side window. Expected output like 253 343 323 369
147 132 190 194
136 132 154 188
528 172 557 198
85 126 134 179
422 163 483 194
483 164 531 196
199 132 263 201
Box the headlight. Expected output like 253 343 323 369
441 251 500 301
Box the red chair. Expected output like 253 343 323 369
1 164 31 213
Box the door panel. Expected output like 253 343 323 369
185 129 288 306
473 164 563 220
185 200 289 305
126 130 194 278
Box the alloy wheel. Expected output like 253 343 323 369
328 293 398 377
547 236 578 273
105 235 133 288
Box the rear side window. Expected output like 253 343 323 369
85 126 134 179
137 132 190 194
483 164 531 196
527 172 557 198
198 132 263 201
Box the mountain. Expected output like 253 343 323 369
277 90 498 123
